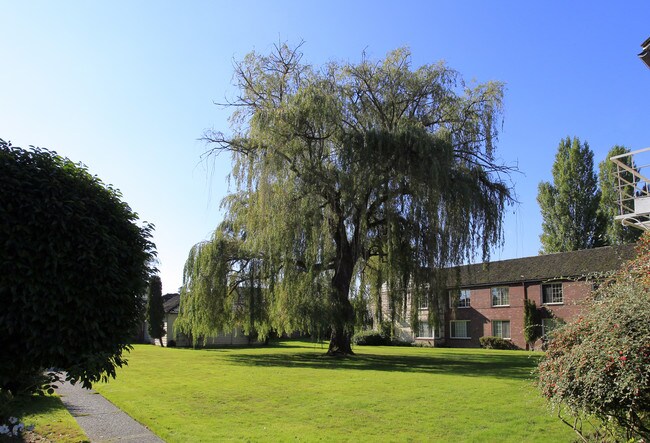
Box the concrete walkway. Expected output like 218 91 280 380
57 381 164 442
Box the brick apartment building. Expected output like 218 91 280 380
384 244 635 349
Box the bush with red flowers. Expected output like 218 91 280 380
537 234 650 441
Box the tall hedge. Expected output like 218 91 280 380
0 140 156 393
147 275 166 346
523 298 541 349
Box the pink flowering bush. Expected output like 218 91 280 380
538 235 650 441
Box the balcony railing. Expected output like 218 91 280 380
610 147 650 230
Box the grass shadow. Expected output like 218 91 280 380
2 394 62 422
0 393 90 443
224 349 540 381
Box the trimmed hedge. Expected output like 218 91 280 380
479 336 518 350
352 330 390 346
0 140 156 394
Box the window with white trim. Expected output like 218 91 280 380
450 320 470 339
417 323 434 338
492 320 511 339
449 289 471 308
491 287 509 306
542 283 563 304
419 297 429 310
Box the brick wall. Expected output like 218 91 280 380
380 279 593 349
447 284 525 348
446 280 592 349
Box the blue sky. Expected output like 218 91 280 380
2 2 649 293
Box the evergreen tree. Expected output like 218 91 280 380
177 44 514 354
598 145 641 245
538 137 602 253
147 275 165 346
523 299 541 350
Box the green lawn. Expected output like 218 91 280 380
1 394 88 443
94 341 576 442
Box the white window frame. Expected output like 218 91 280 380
542 283 563 305
419 297 429 310
449 289 471 308
450 320 470 339
416 322 435 338
491 286 510 307
492 320 511 339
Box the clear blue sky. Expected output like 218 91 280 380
2 2 649 293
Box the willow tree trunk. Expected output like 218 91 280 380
327 246 356 355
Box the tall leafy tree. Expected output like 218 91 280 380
0 140 156 393
147 275 166 346
178 44 514 354
598 145 641 245
538 137 602 253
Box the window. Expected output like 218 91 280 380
491 287 509 306
449 289 471 308
417 323 434 338
542 283 563 304
419 297 429 310
492 320 511 339
450 320 470 339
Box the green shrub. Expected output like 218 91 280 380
379 321 393 340
537 279 650 441
479 336 518 350
352 330 389 346
0 140 156 394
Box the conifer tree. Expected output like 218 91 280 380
523 299 541 350
538 137 602 253
147 275 165 346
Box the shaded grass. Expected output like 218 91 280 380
1 394 88 442
94 341 574 442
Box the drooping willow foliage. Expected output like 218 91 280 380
176 43 514 353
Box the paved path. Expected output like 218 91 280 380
57 381 164 442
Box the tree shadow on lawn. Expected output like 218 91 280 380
224 350 540 381
3 394 61 422
0 395 89 443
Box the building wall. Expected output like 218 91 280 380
448 284 525 348
379 285 449 345
383 279 593 349
527 280 591 349
446 280 592 349
145 313 250 347
153 313 252 347
379 287 415 340
527 281 589 319
162 313 184 346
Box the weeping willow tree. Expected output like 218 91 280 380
177 43 514 354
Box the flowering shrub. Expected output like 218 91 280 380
537 233 650 441
0 417 34 438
